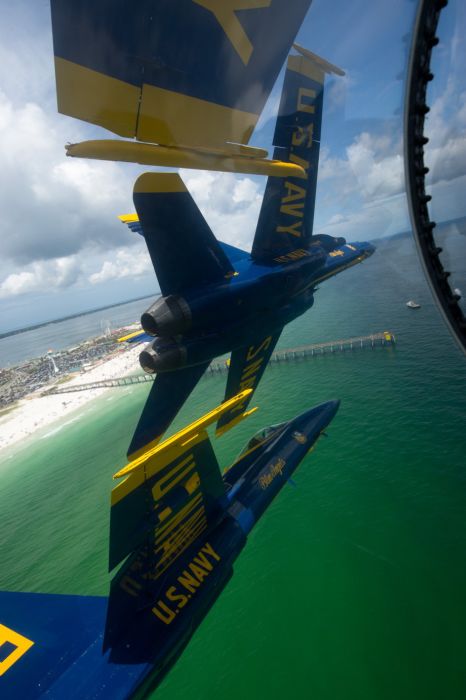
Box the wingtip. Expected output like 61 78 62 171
292 44 345 77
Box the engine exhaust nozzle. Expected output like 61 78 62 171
141 295 192 337
139 338 187 373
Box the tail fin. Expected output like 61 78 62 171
109 389 253 572
105 391 253 648
251 46 344 261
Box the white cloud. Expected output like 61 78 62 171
319 131 404 202
0 72 155 300
0 257 81 298
89 248 152 284
0 87 138 276
181 170 263 250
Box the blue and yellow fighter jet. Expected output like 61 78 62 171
120 46 375 457
0 395 340 699
49 1 374 456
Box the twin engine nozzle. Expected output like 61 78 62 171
141 294 192 337
139 295 192 373
139 337 187 373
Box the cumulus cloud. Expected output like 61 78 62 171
0 89 138 268
181 170 263 250
316 63 466 239
0 256 82 299
319 130 404 202
89 248 153 284
424 81 466 185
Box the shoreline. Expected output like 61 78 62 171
0 344 143 454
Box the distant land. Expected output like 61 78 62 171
369 215 466 244
0 294 156 340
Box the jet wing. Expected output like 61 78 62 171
127 362 210 460
50 0 312 150
216 330 282 435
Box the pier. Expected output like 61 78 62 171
45 331 395 395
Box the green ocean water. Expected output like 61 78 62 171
1 235 466 699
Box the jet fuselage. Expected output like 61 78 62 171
139 240 375 373
99 401 340 698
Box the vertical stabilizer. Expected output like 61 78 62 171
251 46 344 261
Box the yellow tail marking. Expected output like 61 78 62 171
0 624 34 676
193 1 271 66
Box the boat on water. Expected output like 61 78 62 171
406 300 421 309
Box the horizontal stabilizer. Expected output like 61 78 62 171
311 241 375 284
65 140 306 178
51 0 312 149
133 173 234 295
217 331 282 435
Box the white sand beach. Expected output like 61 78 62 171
0 345 144 453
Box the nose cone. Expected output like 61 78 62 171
310 399 340 426
291 400 340 438
360 241 376 258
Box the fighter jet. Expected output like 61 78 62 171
0 393 339 699
49 1 374 456
121 46 374 457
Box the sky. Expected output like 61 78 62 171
0 0 465 332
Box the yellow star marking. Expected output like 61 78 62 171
193 0 271 66
0 624 34 676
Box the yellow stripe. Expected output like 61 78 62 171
65 140 306 178
54 58 139 138
137 83 257 147
292 44 345 77
215 406 258 438
287 55 324 85
156 494 203 543
312 256 365 285
117 329 144 343
134 173 186 194
111 470 145 505
111 433 206 506
114 390 253 479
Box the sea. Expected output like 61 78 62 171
1 233 466 700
